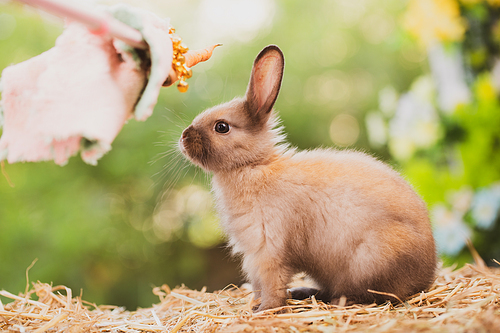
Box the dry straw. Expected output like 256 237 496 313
1 259 499 332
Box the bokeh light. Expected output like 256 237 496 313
153 185 221 248
329 114 359 147
0 13 16 40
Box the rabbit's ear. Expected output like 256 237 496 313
245 45 284 123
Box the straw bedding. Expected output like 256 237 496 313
1 261 499 333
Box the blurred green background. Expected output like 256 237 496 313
1 0 499 309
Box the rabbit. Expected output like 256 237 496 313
179 45 437 312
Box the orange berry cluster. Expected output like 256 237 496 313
169 27 193 92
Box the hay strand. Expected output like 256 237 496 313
0 263 499 332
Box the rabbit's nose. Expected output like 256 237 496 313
181 126 192 141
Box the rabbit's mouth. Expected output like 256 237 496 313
178 137 187 155
179 125 209 169
178 135 193 161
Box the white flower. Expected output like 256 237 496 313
428 44 471 113
378 86 399 117
491 59 500 93
432 204 471 256
411 75 435 103
471 183 500 229
446 186 473 215
365 111 387 148
388 85 441 160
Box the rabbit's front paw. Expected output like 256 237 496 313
254 297 287 312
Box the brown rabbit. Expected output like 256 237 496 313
179 45 437 312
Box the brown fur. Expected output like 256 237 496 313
179 45 437 311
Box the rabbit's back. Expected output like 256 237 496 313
277 148 436 302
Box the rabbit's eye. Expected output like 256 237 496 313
214 121 230 133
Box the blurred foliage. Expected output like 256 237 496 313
1 0 497 310
372 0 500 267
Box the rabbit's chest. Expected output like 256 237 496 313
215 188 292 255
223 208 289 256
